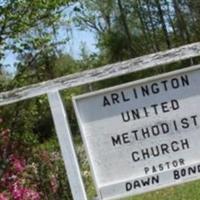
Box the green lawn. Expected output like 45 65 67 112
87 178 200 200
125 180 200 200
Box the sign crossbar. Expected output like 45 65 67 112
0 42 200 106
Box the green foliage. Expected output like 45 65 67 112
0 0 70 74
98 31 135 62
0 95 53 142
0 119 73 199
74 0 200 63
126 180 200 200
76 144 96 199
32 139 73 200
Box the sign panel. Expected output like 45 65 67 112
73 65 200 200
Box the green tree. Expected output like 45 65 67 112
0 0 70 70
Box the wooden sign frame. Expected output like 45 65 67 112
0 43 200 200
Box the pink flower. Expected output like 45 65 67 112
50 175 58 193
10 182 40 200
1 129 10 135
9 155 26 173
0 129 10 144
10 181 23 200
22 188 40 200
0 193 9 200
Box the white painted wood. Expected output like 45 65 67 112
48 91 88 200
100 161 200 200
0 42 200 106
73 65 200 200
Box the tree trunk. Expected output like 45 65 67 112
173 0 191 44
155 0 171 49
146 0 160 51
186 0 200 40
136 0 155 52
117 0 137 56
164 0 177 41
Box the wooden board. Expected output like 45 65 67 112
0 42 200 106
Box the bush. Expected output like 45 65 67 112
0 118 72 200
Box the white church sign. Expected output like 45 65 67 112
73 65 200 200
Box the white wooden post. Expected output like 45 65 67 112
48 91 88 200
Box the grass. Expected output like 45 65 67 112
124 180 200 200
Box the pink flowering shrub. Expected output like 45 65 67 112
0 118 41 200
0 193 9 200
0 117 72 199
9 181 40 200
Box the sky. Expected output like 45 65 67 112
2 2 99 74
67 27 98 58
2 28 97 74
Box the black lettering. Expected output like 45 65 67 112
191 115 198 126
181 168 186 176
151 104 158 115
121 91 130 102
166 162 170 169
141 178 150 186
103 96 111 107
111 135 121 146
122 132 130 144
151 83 159 94
171 78 180 89
160 144 169 154
142 148 150 160
171 99 179 110
181 118 189 129
181 139 190 149
161 101 170 112
151 175 159 184
141 85 149 97
131 109 140 120
174 170 180 180
151 125 160 136
174 164 200 181
179 158 185 165
172 160 178 167
188 166 196 175
111 93 120 104
171 141 179 152
143 107 149 117
131 130 139 141
121 111 130 122
133 88 138 99
134 180 141 189
144 167 149 174
151 146 160 157
125 182 132 191
181 75 190 86
142 127 150 138
132 152 140 162
152 166 157 173
161 123 169 134
159 164 164 171
161 80 168 91
173 120 178 131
